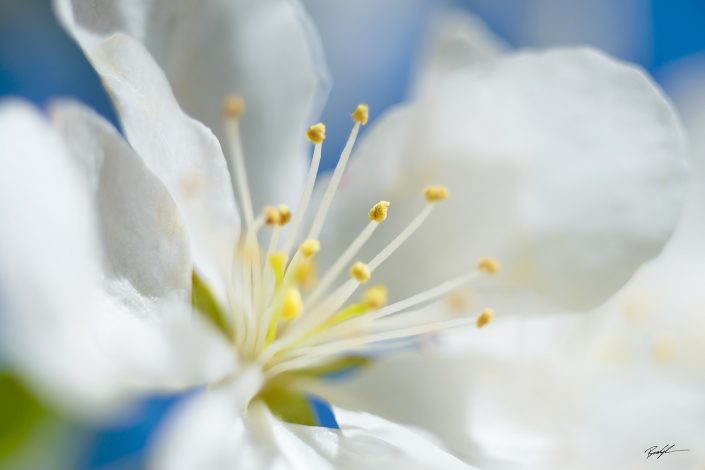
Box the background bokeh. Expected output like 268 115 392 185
1 0 704 468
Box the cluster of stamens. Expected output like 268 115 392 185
215 97 499 381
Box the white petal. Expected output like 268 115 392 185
50 100 191 301
0 100 234 416
150 369 334 470
288 407 476 469
458 334 705 468
55 0 329 211
587 246 705 380
88 33 240 298
0 100 118 414
97 287 235 391
304 349 523 465
151 381 472 470
50 101 235 390
411 10 507 96
322 48 688 311
458 241 705 468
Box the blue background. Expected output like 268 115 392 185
2 0 704 468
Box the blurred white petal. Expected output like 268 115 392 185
50 100 191 302
151 380 473 470
54 0 329 211
51 100 236 391
0 100 118 414
97 289 236 391
307 353 490 465
0 100 235 418
291 408 476 469
149 369 333 470
88 33 240 299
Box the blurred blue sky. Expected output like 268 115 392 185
1 0 704 468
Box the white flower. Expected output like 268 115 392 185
0 4 689 469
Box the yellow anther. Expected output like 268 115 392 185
350 261 371 283
264 206 281 226
363 285 387 310
281 288 303 321
352 104 369 125
299 239 321 258
295 261 316 290
277 205 292 225
477 257 501 275
223 95 246 119
476 308 494 328
306 123 326 144
269 251 287 286
423 186 449 202
368 200 390 222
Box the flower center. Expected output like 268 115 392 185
194 97 499 422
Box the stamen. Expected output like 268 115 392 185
277 205 292 225
215 101 500 387
307 104 369 240
267 199 442 357
262 214 286 299
478 257 500 274
369 272 481 320
281 125 325 254
223 95 255 229
424 185 449 202
264 206 281 226
281 289 303 321
306 201 389 307
306 123 326 144
363 285 387 309
304 269 484 347
269 252 287 289
265 309 487 378
242 235 263 355
264 288 302 345
276 285 388 354
299 239 321 259
350 261 371 283
223 95 246 119
476 308 494 328
368 203 433 271
369 200 390 222
257 240 319 346
224 263 246 348
295 262 316 290
351 104 369 125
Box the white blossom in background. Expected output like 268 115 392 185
0 3 690 470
